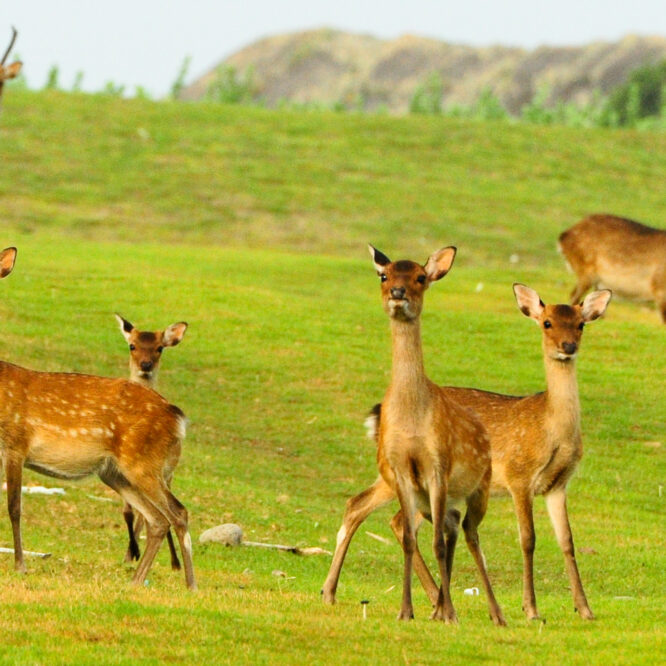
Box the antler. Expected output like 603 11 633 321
0 27 22 106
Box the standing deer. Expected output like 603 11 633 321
114 314 188 567
0 27 22 107
332 284 611 620
322 245 505 625
558 213 665 322
0 247 195 588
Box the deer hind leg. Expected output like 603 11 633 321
3 454 26 573
569 274 595 305
395 478 418 621
428 481 457 623
123 502 142 562
462 485 506 626
512 489 539 620
545 488 594 620
321 476 395 604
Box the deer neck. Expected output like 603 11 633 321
543 355 581 438
387 318 429 411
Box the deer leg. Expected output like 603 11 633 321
395 479 417 621
463 484 506 626
321 476 395 604
545 488 594 619
4 455 26 573
163 490 195 589
123 502 141 562
569 276 594 304
512 489 539 620
428 481 457 623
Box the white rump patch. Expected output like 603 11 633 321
183 531 193 555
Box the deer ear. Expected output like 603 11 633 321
163 322 188 347
0 247 16 278
513 284 544 320
424 246 456 282
368 244 391 274
581 290 612 322
114 313 134 342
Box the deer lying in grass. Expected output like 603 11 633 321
0 248 195 588
351 284 611 620
115 314 187 568
322 246 505 625
558 213 665 322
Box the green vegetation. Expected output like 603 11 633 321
0 90 664 664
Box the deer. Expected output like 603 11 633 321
322 245 505 625
0 247 195 589
114 314 188 568
0 27 22 106
332 283 611 621
558 213 665 322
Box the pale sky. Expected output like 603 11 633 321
6 1 666 98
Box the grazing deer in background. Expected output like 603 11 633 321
114 314 188 567
558 213 665 322
322 245 505 625
359 285 611 620
0 27 22 106
0 248 195 589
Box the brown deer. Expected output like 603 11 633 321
0 27 22 105
114 314 188 567
333 284 611 620
0 247 195 588
322 246 505 625
558 213 665 322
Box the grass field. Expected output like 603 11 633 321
0 90 664 664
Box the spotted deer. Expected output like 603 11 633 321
558 213 665 322
0 248 195 588
322 246 505 625
114 314 188 567
346 284 611 620
0 27 22 106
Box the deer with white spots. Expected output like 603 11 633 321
114 314 188 568
322 246 505 625
331 283 611 621
558 213 665 322
0 248 195 588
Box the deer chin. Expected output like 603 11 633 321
553 351 577 362
387 299 417 321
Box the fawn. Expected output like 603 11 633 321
558 213 664 322
355 284 611 620
0 247 195 588
115 314 187 567
322 246 505 625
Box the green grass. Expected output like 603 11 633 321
0 90 664 664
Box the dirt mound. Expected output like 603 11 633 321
181 29 666 114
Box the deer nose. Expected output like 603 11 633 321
562 342 577 355
140 361 154 372
390 287 406 299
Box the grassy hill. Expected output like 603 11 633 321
0 90 664 664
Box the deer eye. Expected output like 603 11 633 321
543 320 552 329
129 344 136 351
578 322 585 330
380 274 387 282
416 275 426 284
156 346 164 353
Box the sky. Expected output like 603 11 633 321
5 1 666 98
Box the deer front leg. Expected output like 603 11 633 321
545 488 594 619
321 477 395 604
429 482 457 623
512 489 539 620
4 455 26 573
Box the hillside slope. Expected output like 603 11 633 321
181 29 666 113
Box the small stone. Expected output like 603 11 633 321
199 523 243 546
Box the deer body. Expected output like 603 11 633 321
323 246 505 625
114 314 187 566
558 214 665 321
0 248 195 588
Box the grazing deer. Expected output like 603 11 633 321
0 27 22 105
0 248 195 588
357 285 611 620
322 246 505 625
114 314 188 567
558 213 665 322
